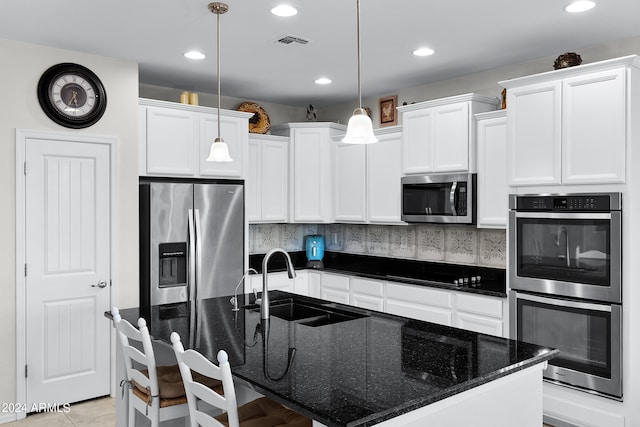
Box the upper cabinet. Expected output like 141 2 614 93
500 56 640 186
138 98 252 178
247 134 289 223
398 94 499 174
475 110 508 229
333 127 403 224
271 122 346 223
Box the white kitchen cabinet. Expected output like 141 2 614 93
334 142 366 222
501 57 637 186
455 293 506 337
367 128 403 224
320 272 351 304
351 277 385 312
144 105 197 176
249 271 296 294
385 282 454 326
247 135 288 223
139 98 251 178
475 110 508 229
398 94 498 174
271 123 347 223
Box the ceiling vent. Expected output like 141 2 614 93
275 35 310 46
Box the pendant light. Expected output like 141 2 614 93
342 0 378 144
206 2 233 162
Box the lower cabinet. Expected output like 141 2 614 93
455 293 505 336
320 273 351 304
351 278 385 311
386 282 454 326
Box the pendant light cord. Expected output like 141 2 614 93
356 0 362 110
216 8 222 140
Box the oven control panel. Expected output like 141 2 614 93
512 193 621 212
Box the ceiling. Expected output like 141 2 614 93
2 0 640 107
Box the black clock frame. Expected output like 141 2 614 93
37 63 107 129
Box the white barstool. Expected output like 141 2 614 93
113 306 191 426
170 332 311 427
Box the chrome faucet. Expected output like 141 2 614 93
261 248 296 320
555 226 570 267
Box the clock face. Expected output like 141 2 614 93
38 63 107 129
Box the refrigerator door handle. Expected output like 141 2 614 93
188 208 196 302
194 208 203 303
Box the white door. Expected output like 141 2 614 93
25 137 111 408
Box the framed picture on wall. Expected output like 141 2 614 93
378 95 398 127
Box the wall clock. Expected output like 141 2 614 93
37 63 107 129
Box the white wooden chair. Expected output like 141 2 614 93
113 306 190 427
170 332 311 427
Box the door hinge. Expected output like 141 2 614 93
24 264 27 277
25 364 28 378
24 162 27 175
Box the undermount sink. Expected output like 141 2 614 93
245 299 367 327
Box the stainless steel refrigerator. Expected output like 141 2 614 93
139 178 244 308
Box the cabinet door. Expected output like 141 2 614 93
367 132 402 223
476 113 508 228
291 128 333 222
334 142 366 222
456 293 504 337
562 68 626 184
261 140 288 222
198 112 245 178
145 106 196 176
433 102 469 172
507 81 562 186
456 313 503 337
402 108 434 173
246 140 261 222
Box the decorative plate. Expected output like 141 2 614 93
237 101 270 134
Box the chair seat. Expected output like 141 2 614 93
215 397 311 427
131 364 223 405
132 386 189 408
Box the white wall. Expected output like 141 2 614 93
0 38 140 408
321 36 640 125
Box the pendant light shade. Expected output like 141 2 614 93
343 108 377 144
207 2 233 162
342 0 378 144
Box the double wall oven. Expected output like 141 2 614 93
509 193 622 399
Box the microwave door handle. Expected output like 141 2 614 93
449 182 458 215
188 209 196 302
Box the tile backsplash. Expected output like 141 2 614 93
249 224 506 269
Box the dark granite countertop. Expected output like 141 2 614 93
110 291 556 427
250 251 507 298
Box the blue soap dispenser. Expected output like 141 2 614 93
305 235 325 268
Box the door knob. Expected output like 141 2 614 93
92 280 108 288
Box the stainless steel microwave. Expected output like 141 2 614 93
401 173 476 224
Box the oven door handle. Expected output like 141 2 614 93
514 292 613 312
514 212 612 220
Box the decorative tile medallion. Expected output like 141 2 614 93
281 224 305 251
252 224 281 254
367 225 390 256
344 224 366 253
479 229 507 268
390 226 416 258
416 224 445 261
445 225 478 264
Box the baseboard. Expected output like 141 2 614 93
0 413 18 425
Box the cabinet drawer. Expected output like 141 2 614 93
457 293 503 318
386 282 453 309
321 273 350 291
352 278 384 297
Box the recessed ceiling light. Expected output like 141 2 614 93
314 77 332 85
184 51 206 60
565 0 596 13
413 47 435 57
271 5 298 17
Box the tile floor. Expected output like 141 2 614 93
3 397 555 427
4 396 115 427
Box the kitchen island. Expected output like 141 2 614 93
109 291 556 427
